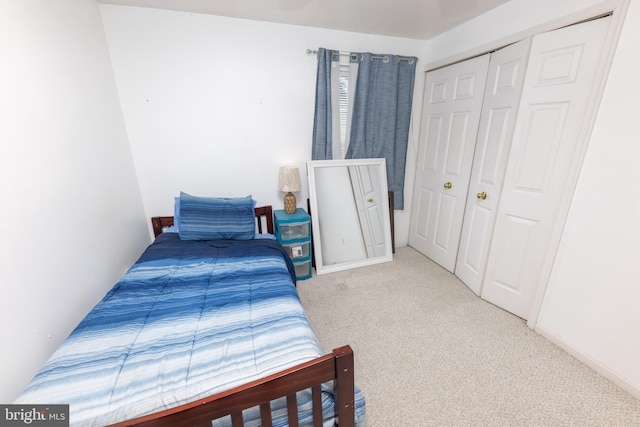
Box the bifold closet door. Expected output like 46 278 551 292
481 16 612 319
455 38 532 295
409 54 489 272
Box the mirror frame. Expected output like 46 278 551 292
307 158 393 275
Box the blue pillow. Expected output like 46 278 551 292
178 192 255 241
173 196 180 231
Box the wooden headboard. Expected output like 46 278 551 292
151 205 274 238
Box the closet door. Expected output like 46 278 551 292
481 16 612 319
455 39 532 295
409 54 489 272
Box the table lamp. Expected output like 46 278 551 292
279 166 300 214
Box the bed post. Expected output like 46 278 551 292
333 346 355 427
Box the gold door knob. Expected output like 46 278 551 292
367 197 373 202
477 191 487 200
443 181 452 189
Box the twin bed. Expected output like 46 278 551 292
16 194 366 426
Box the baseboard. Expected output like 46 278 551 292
535 324 640 401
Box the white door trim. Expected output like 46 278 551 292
414 0 630 330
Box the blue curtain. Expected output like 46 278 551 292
311 48 337 160
346 52 417 210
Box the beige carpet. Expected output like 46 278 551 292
297 247 640 426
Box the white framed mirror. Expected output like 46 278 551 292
307 158 393 275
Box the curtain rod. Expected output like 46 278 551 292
306 48 417 63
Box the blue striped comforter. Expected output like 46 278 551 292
16 233 365 426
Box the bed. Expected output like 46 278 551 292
15 193 366 426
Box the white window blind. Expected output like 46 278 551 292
330 52 357 160
337 54 353 159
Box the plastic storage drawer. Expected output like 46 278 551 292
274 209 312 281
282 241 311 260
277 221 310 242
293 259 312 280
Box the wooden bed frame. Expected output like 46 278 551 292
127 206 356 427
110 345 355 427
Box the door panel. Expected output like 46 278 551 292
446 113 471 174
434 194 456 250
490 214 539 292
423 115 443 172
514 103 568 192
479 108 511 184
455 39 532 294
409 54 490 272
459 204 492 273
481 17 611 319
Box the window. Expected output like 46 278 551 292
332 52 354 159
337 60 350 159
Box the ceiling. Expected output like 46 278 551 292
98 0 511 40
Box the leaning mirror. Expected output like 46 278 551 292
307 158 393 275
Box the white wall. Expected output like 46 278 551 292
0 1 148 402
420 0 608 68
418 0 640 398
99 5 427 242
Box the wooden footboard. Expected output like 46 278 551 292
109 346 355 427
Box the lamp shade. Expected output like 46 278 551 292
278 166 301 192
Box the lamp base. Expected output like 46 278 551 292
284 192 297 214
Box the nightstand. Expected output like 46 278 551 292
274 208 312 281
